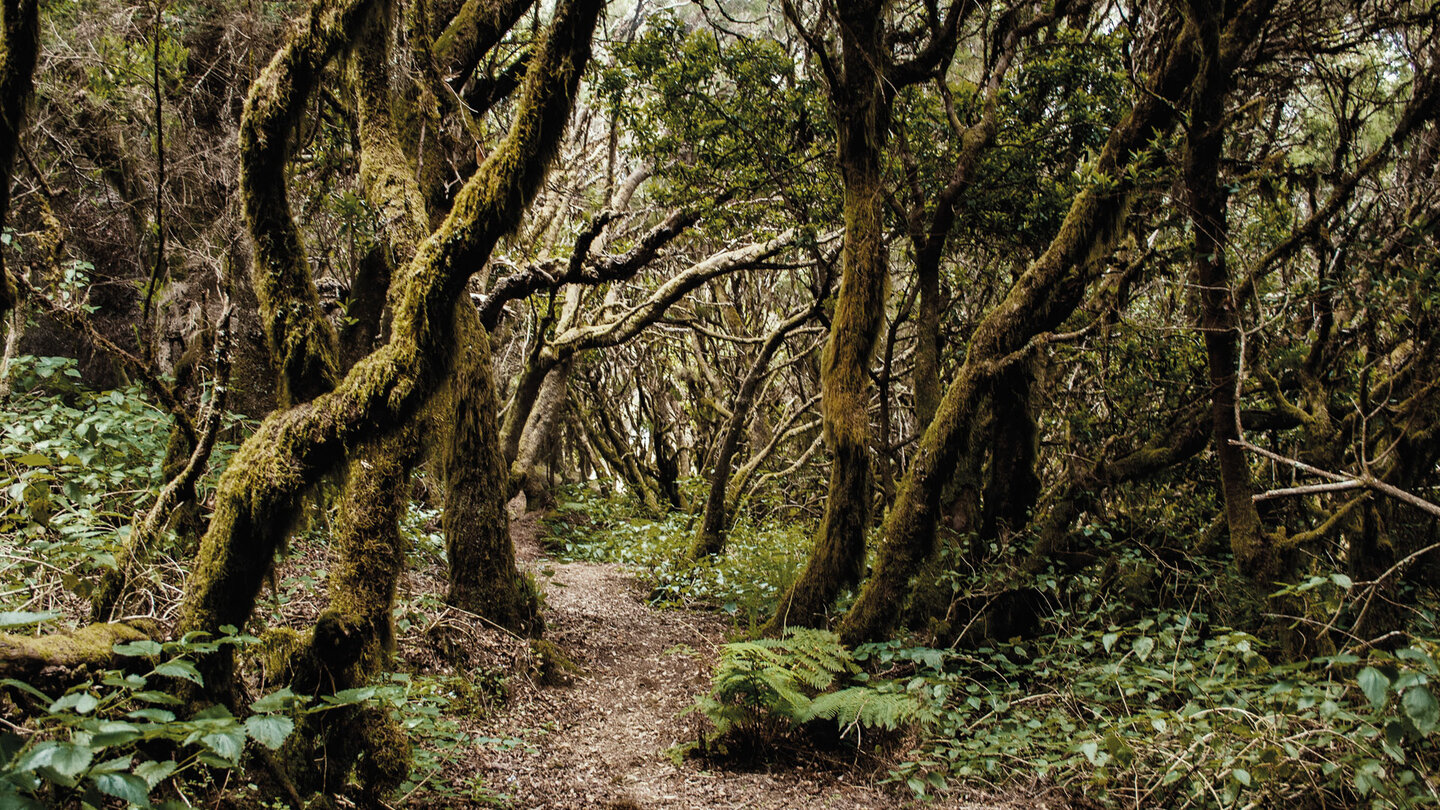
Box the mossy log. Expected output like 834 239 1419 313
0 622 156 691
175 0 603 698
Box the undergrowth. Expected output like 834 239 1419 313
546 481 813 627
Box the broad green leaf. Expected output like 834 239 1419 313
152 659 203 685
45 742 93 779
135 759 177 788
1102 633 1118 653
200 729 245 763
244 715 294 750
92 772 151 806
113 640 163 658
250 688 296 713
1403 685 1439 734
1132 636 1155 661
1358 667 1391 708
1330 573 1354 589
1233 768 1252 787
14 454 53 467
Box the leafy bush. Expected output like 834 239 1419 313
0 625 298 809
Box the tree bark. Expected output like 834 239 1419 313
766 0 892 633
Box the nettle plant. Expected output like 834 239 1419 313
0 622 299 808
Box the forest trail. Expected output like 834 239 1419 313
459 511 1052 810
462 511 903 809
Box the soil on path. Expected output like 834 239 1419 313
456 511 1067 810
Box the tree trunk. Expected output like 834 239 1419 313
445 304 541 632
839 10 1231 645
767 0 891 633
691 305 817 558
1182 2 1274 582
175 0 602 698
0 0 40 323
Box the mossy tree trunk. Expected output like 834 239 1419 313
836 5 1280 645
766 0 892 633
444 303 541 632
175 0 603 700
0 0 40 323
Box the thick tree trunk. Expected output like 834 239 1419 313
767 0 891 633
175 0 602 698
446 303 542 633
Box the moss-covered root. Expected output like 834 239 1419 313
0 0 41 322
241 0 377 406
0 621 156 691
175 0 603 702
444 302 542 634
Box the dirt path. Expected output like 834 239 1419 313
469 513 919 810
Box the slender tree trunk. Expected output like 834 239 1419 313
838 10 1237 644
692 305 817 558
1182 2 1274 582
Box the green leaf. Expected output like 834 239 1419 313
134 759 177 788
1330 573 1354 589
1233 768 1252 787
113 641 163 658
0 611 62 630
1403 685 1439 734
126 708 176 723
1132 636 1155 661
244 715 294 750
250 688 296 713
152 659 203 685
1359 667 1391 709
200 729 245 763
92 772 151 806
1101 633 1118 654
14 454 53 467
45 742 94 779
321 687 376 706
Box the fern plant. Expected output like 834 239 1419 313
694 628 930 745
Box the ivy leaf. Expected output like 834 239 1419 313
1101 633 1118 653
245 715 294 750
1403 685 1439 734
1358 667 1391 709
